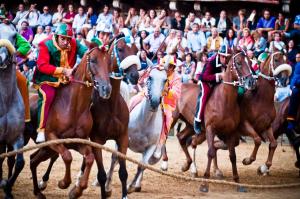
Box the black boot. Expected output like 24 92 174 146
193 120 202 135
24 121 34 135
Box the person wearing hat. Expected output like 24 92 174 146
32 23 88 143
193 45 231 134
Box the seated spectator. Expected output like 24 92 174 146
232 9 247 36
275 12 290 32
269 32 286 53
194 51 208 79
12 3 28 30
81 7 98 38
136 8 147 31
171 11 185 32
174 31 188 59
32 25 47 47
153 9 170 35
283 14 300 45
238 28 254 50
187 23 206 57
165 29 177 53
223 28 237 50
207 27 223 55
143 27 166 59
38 6 52 28
125 7 139 30
52 4 65 31
138 15 154 33
72 7 86 35
19 20 34 43
112 8 121 25
215 10 232 38
247 50 259 72
138 49 153 71
134 30 149 50
148 9 157 28
44 25 52 36
96 4 113 33
25 4 39 33
63 4 76 32
86 26 97 42
180 53 196 83
112 16 125 35
185 12 201 33
201 11 216 38
287 40 298 66
247 10 259 31
256 9 276 38
252 30 267 57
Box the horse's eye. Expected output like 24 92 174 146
118 48 123 52
90 58 97 64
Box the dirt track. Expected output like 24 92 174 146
1 138 300 199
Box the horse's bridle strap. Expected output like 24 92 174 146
69 76 94 87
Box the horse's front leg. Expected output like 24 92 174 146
38 153 59 190
117 134 129 199
7 145 15 179
93 147 107 199
0 145 6 188
160 144 168 171
105 143 119 196
69 144 94 199
177 127 194 172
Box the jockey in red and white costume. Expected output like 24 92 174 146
194 45 232 134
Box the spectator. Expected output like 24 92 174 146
125 7 139 30
138 15 154 33
143 27 166 59
201 11 216 38
287 40 298 67
44 25 52 36
72 7 86 35
165 29 177 53
38 6 52 28
112 8 121 25
25 4 39 33
269 32 286 53
171 11 185 32
86 26 97 42
174 31 188 59
185 12 201 33
113 16 125 35
247 10 259 31
81 7 98 38
275 12 290 33
283 14 300 45
96 5 113 32
19 20 34 43
52 4 65 31
148 9 157 28
256 9 276 38
215 10 232 38
136 8 147 31
135 30 149 50
247 50 259 72
153 9 170 35
63 4 76 31
32 25 47 47
223 28 237 50
187 23 206 57
194 51 208 79
252 30 267 57
138 49 153 71
207 27 223 55
232 9 247 35
180 53 196 83
238 27 254 50
12 3 28 30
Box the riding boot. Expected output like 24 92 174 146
193 120 202 135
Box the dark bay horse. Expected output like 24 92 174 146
0 39 25 199
78 32 140 199
29 45 112 199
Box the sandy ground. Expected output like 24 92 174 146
1 137 300 199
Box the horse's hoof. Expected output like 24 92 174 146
58 180 71 189
122 196 128 199
92 179 99 187
160 160 168 171
181 161 192 172
69 186 82 199
199 184 209 193
214 170 224 179
257 164 269 176
36 193 46 199
190 162 198 178
0 179 7 188
105 189 112 197
127 186 141 194
191 172 198 178
295 161 300 169
242 158 253 165
38 180 48 191
237 186 247 192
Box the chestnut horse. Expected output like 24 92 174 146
78 32 140 199
29 46 112 199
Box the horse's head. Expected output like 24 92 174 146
0 39 15 70
146 67 167 111
263 51 292 87
78 43 112 99
109 30 141 84
230 50 256 90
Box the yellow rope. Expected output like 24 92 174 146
1 138 299 189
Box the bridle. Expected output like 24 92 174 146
110 35 127 79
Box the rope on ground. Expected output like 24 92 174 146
0 138 299 189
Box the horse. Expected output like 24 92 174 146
0 39 25 199
78 32 141 199
29 44 112 199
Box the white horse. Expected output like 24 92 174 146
104 67 167 194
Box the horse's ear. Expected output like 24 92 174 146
83 39 98 50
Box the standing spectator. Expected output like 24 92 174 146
125 7 139 30
72 7 86 35
269 32 286 53
238 28 254 50
25 4 39 33
32 25 47 47
287 40 298 67
232 9 247 36
187 23 206 57
215 10 232 38
143 27 166 59
171 11 185 32
63 4 76 31
201 11 216 38
96 5 113 32
81 7 98 38
52 4 65 31
207 27 223 56
185 12 201 33
38 6 52 28
256 9 276 39
252 30 267 57
223 28 237 50
12 3 28 30
19 20 34 43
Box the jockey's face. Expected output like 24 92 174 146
220 55 227 65
57 35 71 49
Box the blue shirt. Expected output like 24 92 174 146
38 13 52 27
256 17 276 29
187 31 206 52
291 62 300 88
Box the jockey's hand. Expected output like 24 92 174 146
63 68 73 77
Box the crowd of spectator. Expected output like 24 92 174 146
0 3 299 85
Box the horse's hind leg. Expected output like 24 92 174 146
177 127 194 172
117 135 129 199
7 145 15 179
38 153 59 190
160 144 168 171
0 145 6 188
105 143 119 196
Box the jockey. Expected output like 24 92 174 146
0 14 32 131
286 53 300 142
33 23 88 143
193 45 232 134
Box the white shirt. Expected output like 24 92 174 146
72 14 87 33
52 12 65 27
32 32 47 47
201 17 216 28
28 11 39 27
143 33 165 53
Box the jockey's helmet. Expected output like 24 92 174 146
218 44 232 57
55 23 72 38
160 54 176 70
